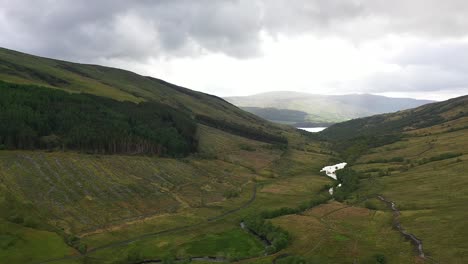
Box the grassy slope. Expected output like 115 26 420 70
322 96 468 263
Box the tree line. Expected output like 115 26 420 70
0 81 197 156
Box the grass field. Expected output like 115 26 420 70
271 201 415 263
0 220 76 263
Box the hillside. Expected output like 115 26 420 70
318 95 468 262
225 91 433 124
322 95 468 140
0 47 290 144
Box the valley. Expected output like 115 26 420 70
0 48 467 264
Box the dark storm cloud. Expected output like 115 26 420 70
2 0 468 61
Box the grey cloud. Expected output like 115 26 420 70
364 66 467 92
325 41 468 96
358 43 468 94
395 42 468 72
0 0 264 61
2 0 468 61
369 42 468 93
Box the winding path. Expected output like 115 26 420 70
377 195 426 259
38 184 258 264
132 256 228 263
207 184 257 222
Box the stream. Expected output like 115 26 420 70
320 163 429 261
240 221 272 246
377 195 426 259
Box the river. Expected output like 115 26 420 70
320 162 347 194
298 127 327 133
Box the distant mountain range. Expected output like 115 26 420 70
224 92 434 126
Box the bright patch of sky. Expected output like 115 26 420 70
1 0 467 100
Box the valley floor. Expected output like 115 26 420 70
1 123 468 263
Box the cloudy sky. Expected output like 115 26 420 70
1 0 468 100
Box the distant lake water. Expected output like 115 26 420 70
298 127 327 133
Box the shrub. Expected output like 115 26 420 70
243 215 290 253
418 153 462 165
276 255 307 264
23 216 39 228
239 144 256 151
223 189 240 199
127 247 142 262
334 168 360 202
78 244 88 254
389 157 404 162
377 170 388 177
429 152 462 162
364 200 378 210
265 245 277 255
162 254 176 264
374 253 387 264
65 235 80 247
7 215 24 224
0 235 17 250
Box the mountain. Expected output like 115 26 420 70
225 91 434 124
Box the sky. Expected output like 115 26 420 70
1 0 468 101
